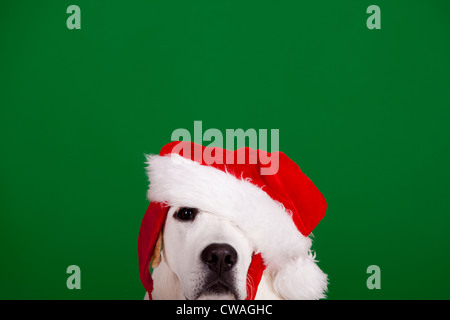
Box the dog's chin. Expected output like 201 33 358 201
189 283 238 300
196 291 236 300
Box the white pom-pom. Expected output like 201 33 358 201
272 254 328 300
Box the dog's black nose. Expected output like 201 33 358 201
201 243 238 275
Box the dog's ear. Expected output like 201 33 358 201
151 232 163 269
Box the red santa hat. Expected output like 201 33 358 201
138 141 328 300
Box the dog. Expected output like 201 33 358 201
146 206 324 300
139 141 328 300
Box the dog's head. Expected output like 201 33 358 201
152 206 253 300
142 143 328 300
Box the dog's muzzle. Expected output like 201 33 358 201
199 243 239 297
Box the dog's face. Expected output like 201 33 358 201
161 206 254 300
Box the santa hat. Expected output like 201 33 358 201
138 141 328 300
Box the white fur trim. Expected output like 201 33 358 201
271 255 328 299
145 154 327 299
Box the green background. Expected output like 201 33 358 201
1 0 449 299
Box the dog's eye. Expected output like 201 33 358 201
175 207 198 221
